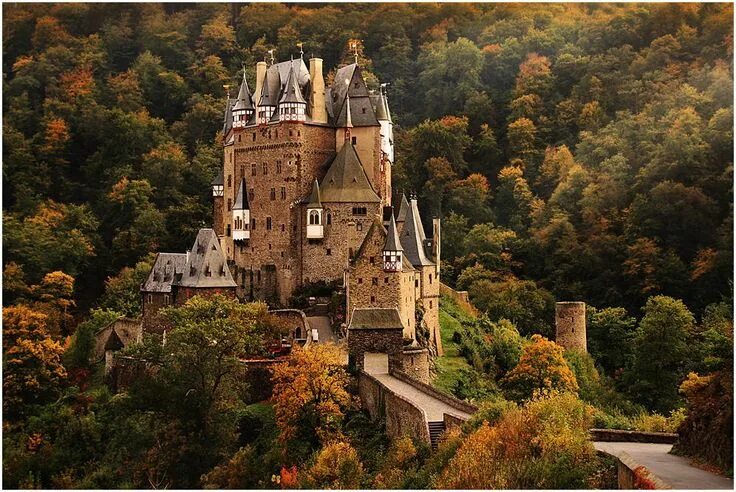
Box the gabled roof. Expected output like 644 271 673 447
142 253 188 293
176 229 237 289
233 178 249 210
331 63 379 127
349 308 403 330
211 169 224 186
395 193 410 223
232 69 254 111
384 213 403 252
400 198 434 266
307 179 322 208
319 144 380 203
279 63 307 104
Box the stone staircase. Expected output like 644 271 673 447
428 421 446 450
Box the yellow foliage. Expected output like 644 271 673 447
304 441 364 489
271 344 351 446
502 334 579 401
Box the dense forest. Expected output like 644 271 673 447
2 2 733 489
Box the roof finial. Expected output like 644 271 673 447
297 42 304 59
350 40 359 65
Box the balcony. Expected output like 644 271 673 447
306 224 324 239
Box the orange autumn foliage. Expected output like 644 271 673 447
502 334 579 401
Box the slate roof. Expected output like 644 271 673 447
384 213 403 252
142 253 188 293
279 64 307 104
349 308 403 330
353 217 414 271
232 69 254 111
258 69 278 107
400 199 434 266
233 178 249 210
222 96 233 134
374 91 391 121
211 169 224 186
176 229 237 288
331 63 379 127
319 144 380 203
395 193 410 223
307 179 322 208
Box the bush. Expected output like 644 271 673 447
462 397 517 433
436 392 596 489
302 441 365 489
564 349 603 403
633 408 687 433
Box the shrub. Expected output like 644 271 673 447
462 397 517 433
436 392 596 489
564 349 603 403
373 435 419 488
302 441 364 489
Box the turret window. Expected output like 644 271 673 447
309 210 321 225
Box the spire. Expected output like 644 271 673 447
232 68 254 111
376 84 392 122
279 63 307 104
307 179 322 208
396 192 410 223
384 213 403 252
222 94 233 134
343 94 353 142
233 178 249 210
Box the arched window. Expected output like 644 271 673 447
326 213 331 225
309 210 321 225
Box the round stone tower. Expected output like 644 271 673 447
555 301 587 352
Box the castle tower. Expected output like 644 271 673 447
555 302 587 352
383 213 403 272
211 170 224 237
232 178 250 244
232 69 255 128
306 179 323 239
278 62 307 122
258 69 277 124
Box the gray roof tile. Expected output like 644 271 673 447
176 229 237 288
349 307 403 330
319 144 380 203
142 253 188 293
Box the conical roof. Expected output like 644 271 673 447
233 178 249 210
232 69 254 111
384 213 402 252
279 63 307 104
344 94 353 128
222 96 233 134
395 193 410 223
375 91 391 122
259 70 277 107
211 169 224 186
307 179 322 208
319 144 380 203
399 198 433 266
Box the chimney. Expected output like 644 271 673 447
254 61 267 116
309 57 327 124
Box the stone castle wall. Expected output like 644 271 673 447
347 327 403 372
396 348 430 384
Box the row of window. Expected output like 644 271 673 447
235 127 302 142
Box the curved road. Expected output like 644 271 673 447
594 441 733 490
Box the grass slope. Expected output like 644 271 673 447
433 293 476 395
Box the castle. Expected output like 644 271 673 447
211 55 442 354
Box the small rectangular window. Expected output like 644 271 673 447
372 278 378 286
281 186 286 200
263 163 268 175
326 248 332 256
352 136 357 145
358 278 363 284
251 163 257 176
251 218 256 230
227 199 232 211
270 188 276 200
266 217 272 230
371 296 375 303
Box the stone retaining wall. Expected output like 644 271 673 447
590 428 678 444
358 372 431 445
596 450 672 489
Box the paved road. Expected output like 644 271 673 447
367 366 471 421
594 442 734 490
306 316 336 344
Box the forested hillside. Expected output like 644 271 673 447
3 3 732 319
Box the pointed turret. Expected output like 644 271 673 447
395 192 410 226
232 178 250 243
375 90 390 122
306 179 324 239
211 169 224 197
279 62 307 122
400 195 433 267
232 69 255 128
258 70 277 124
383 213 403 273
222 95 233 135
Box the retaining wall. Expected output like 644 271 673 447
358 372 431 445
590 428 678 444
390 369 478 416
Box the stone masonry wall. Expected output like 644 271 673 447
141 291 174 334
348 327 403 372
555 301 587 352
417 265 442 355
301 202 380 287
358 372 431 445
347 220 417 339
396 348 430 384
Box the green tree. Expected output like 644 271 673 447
627 295 695 412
